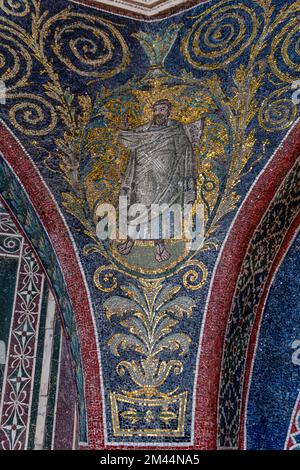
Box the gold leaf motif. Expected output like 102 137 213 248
121 408 139 425
144 410 155 423
159 407 178 425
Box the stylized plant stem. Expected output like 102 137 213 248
104 282 196 392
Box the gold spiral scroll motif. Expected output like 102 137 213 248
7 93 58 136
41 11 130 79
181 4 258 70
0 32 33 91
0 0 30 17
179 260 208 291
269 15 300 84
258 87 298 132
93 264 119 293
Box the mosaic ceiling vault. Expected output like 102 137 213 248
71 0 204 18
0 0 299 450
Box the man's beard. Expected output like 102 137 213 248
153 114 168 127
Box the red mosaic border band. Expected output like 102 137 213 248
195 120 300 449
70 0 211 20
239 214 300 449
286 387 300 449
0 122 104 448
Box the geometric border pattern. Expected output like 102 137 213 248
0 203 79 449
0 152 89 443
0 120 103 447
286 391 300 450
195 119 300 450
218 158 300 448
0 235 44 449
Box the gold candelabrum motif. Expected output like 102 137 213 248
105 279 195 436
105 280 195 395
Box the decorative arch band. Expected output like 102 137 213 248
0 121 104 446
194 119 300 450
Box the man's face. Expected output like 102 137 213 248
153 104 170 126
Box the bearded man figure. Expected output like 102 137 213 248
117 99 197 263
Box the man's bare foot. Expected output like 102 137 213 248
118 238 134 255
155 241 171 262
